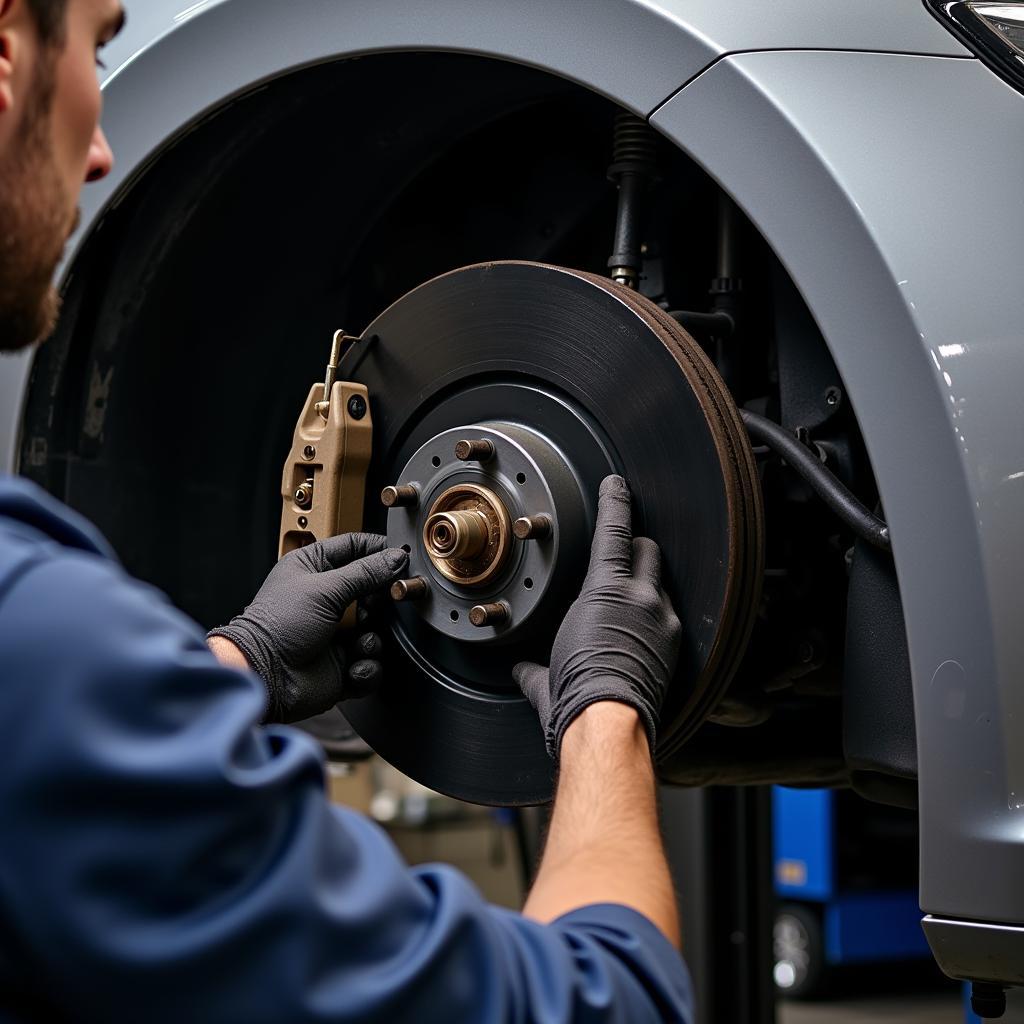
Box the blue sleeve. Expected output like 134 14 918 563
0 550 693 1024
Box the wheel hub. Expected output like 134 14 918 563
423 484 510 586
385 420 586 643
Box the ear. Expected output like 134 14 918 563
0 0 15 117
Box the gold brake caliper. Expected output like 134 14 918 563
278 331 373 626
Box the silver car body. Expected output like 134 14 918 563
3 0 1022 985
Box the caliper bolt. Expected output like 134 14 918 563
381 485 418 509
513 514 552 541
469 601 511 628
347 395 368 420
294 478 314 509
454 439 496 463
391 577 430 602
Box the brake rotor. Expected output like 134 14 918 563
339 261 763 805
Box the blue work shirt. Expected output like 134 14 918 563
0 475 693 1023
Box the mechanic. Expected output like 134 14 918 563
0 0 693 1020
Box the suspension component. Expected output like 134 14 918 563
606 112 660 290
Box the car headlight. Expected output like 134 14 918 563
927 1 1024 94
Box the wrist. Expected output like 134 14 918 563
560 701 649 759
207 634 252 671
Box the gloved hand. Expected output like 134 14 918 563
209 534 408 724
513 476 682 758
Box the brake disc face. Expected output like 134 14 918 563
339 261 763 805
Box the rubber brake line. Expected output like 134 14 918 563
740 409 891 552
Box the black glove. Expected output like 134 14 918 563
209 534 408 724
513 475 682 758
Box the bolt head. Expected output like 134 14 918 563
347 394 368 420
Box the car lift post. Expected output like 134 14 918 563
661 786 777 1024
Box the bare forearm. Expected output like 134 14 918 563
523 702 680 947
207 635 250 670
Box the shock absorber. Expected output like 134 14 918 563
606 112 660 290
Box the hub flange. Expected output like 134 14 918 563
385 420 587 645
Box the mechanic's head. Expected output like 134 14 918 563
0 0 124 352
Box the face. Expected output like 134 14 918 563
0 0 124 351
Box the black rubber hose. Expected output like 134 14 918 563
740 409 891 552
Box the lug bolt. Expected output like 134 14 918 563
513 514 552 541
294 478 314 508
391 577 430 602
381 484 418 509
454 438 496 463
469 601 511 628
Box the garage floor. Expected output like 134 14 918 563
778 963 962 1024
780 993 960 1024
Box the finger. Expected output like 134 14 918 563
586 475 633 578
318 548 409 617
316 533 389 570
353 631 383 659
512 661 550 704
632 536 662 589
347 658 382 698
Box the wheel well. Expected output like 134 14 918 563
21 51 914 794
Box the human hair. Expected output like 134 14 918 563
25 0 68 47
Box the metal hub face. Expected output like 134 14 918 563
385 421 586 644
339 261 763 806
423 484 511 586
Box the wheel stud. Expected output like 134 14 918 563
513 514 552 541
454 438 496 463
381 484 418 509
391 577 430 602
469 601 511 628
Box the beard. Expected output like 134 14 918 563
0 56 77 353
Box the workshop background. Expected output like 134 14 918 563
329 759 979 1024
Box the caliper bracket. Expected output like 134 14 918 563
279 331 372 622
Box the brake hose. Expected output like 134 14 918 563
740 409 892 552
